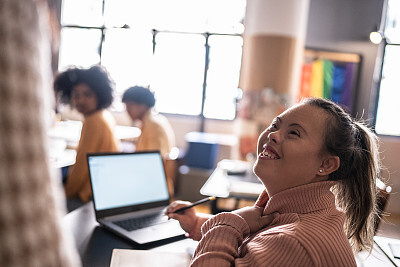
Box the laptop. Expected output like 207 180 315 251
87 151 185 244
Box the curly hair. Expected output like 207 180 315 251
302 97 382 253
53 65 115 109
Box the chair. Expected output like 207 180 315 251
370 179 398 266
374 178 392 234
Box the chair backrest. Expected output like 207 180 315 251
374 178 392 234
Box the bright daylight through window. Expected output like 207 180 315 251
58 0 246 120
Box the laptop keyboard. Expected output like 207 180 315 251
114 211 167 231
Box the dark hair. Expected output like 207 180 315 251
302 97 381 253
53 65 115 109
122 86 155 108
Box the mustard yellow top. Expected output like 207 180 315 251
65 110 120 202
136 110 175 158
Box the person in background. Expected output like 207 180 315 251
167 97 382 266
0 0 79 265
54 65 120 210
122 86 175 158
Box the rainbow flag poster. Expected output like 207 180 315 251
299 55 359 114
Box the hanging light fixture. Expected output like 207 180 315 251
369 30 384 44
369 0 388 45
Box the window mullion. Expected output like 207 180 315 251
200 32 210 132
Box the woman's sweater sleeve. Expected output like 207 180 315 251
190 212 250 266
235 232 313 266
191 212 313 267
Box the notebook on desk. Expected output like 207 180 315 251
87 151 185 244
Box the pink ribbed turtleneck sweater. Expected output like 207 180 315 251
191 181 356 266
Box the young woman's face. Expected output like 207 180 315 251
253 103 330 196
71 83 98 117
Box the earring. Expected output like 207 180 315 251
319 169 323 173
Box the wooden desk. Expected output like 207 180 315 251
61 202 197 267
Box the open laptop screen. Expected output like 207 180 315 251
88 152 170 211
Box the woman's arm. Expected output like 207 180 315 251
190 212 250 266
190 190 274 266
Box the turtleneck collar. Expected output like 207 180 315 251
263 181 337 216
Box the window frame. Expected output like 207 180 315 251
58 0 244 128
371 0 400 137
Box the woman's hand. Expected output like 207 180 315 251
166 200 198 233
233 206 276 234
255 189 270 208
233 190 276 234
165 200 212 241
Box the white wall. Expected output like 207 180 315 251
305 0 400 214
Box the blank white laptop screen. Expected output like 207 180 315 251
88 152 169 211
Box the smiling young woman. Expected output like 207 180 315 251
254 102 340 196
166 97 382 266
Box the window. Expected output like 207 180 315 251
151 32 206 116
58 0 246 120
374 0 400 136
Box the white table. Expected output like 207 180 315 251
50 149 76 169
48 120 141 168
48 120 141 147
356 236 400 266
200 159 264 199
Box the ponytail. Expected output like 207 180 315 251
303 98 382 253
332 121 380 252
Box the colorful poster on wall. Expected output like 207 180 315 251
298 49 361 115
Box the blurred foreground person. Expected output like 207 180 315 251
0 0 80 266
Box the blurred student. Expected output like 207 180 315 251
54 65 120 209
122 86 175 158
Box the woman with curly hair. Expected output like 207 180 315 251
54 65 120 210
